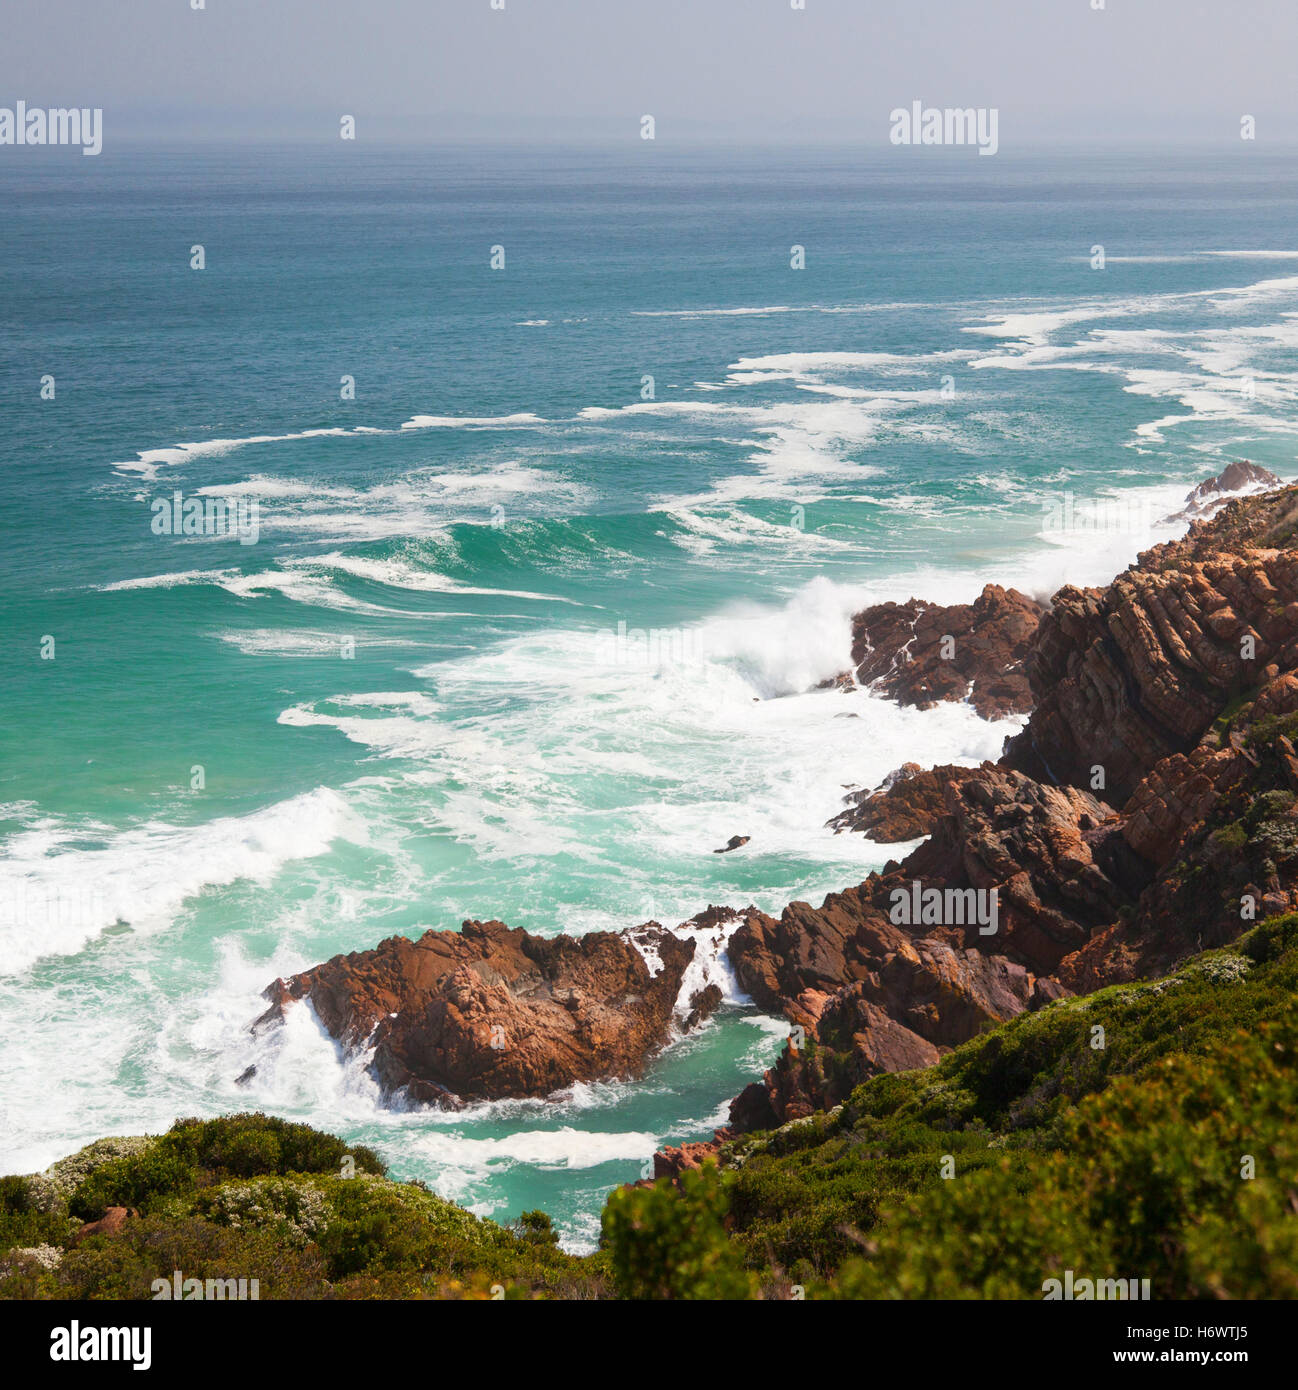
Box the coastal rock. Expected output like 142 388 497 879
684 983 723 1030
1164 460 1283 524
259 485 1298 1145
622 1129 737 1192
653 1138 726 1180
725 916 1044 1130
829 762 981 841
723 755 1142 1127
1005 487 1298 804
258 919 713 1108
847 583 1044 720
724 908 1025 1131
1119 745 1252 869
912 764 1132 973
1054 685 1298 990
719 485 1298 1133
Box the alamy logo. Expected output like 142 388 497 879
151 1269 260 1300
890 102 999 156
151 490 260 545
0 102 102 156
889 880 999 935
1042 1270 1151 1300
49 1322 151 1370
1042 492 1158 537
594 619 706 670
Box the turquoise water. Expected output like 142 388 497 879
4 144 1298 1247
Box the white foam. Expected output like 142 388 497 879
399 412 546 430
662 506 854 557
403 1125 658 1172
0 787 368 976
668 916 747 1020
278 693 457 763
728 349 972 376
99 566 408 616
959 269 1298 448
216 629 432 656
288 552 583 604
253 577 1018 900
630 301 929 319
247 464 591 541
111 428 367 482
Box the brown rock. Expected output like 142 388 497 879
653 1139 724 1180
830 763 981 841
726 484 1298 1130
1006 488 1298 804
846 583 1044 720
259 919 715 1108
1164 460 1283 524
75 1207 136 1242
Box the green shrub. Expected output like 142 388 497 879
197 1177 331 1248
602 1166 754 1300
161 1114 386 1180
513 1210 560 1248
69 1150 197 1222
42 1138 151 1202
822 1018 1298 1299
56 1216 330 1300
0 1176 75 1255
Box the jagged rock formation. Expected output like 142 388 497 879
726 761 1126 1125
1164 460 1281 523
845 583 1044 719
258 918 717 1108
731 470 1298 1129
830 762 980 841
1004 488 1298 803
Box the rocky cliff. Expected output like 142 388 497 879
734 467 1298 1125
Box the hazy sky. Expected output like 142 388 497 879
5 0 1298 144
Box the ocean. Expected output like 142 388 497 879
3 142 1297 1249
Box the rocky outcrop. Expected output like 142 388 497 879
258 919 716 1109
725 758 1132 1127
653 1135 731 1180
727 935 1066 1130
1054 667 1298 989
830 762 980 841
846 583 1044 720
824 478 1298 1011
1004 493 1298 804
1165 460 1282 523
74 1207 136 1243
622 1130 737 1194
734 463 1298 1124
909 765 1133 973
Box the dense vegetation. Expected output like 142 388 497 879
0 1113 595 1299
6 916 1298 1300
